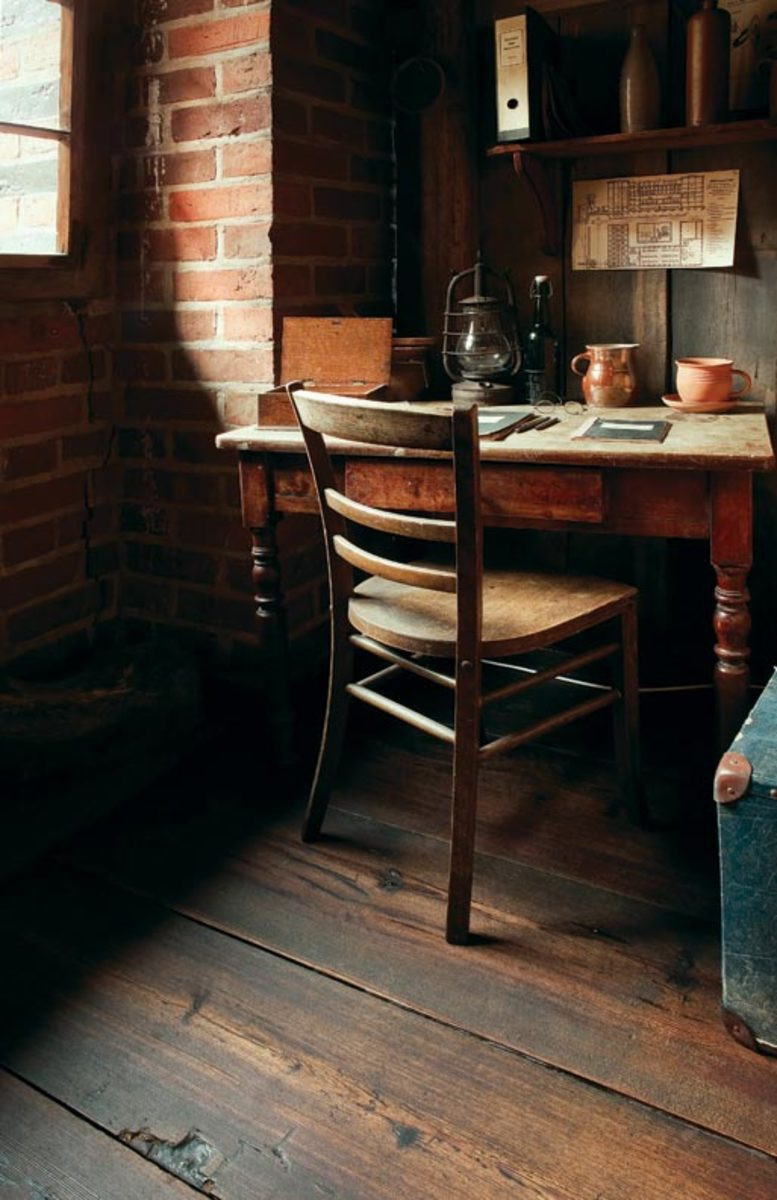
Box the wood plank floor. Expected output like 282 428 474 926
2 685 777 1199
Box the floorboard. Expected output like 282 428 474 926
0 1071 200 1200
2 867 776 1200
63 797 777 1158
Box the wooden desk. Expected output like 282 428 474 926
217 405 774 752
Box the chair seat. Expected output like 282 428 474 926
351 568 636 657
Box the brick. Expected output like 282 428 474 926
2 440 57 482
172 431 234 466
117 428 166 458
124 468 174 502
125 540 218 585
169 182 271 221
168 12 270 59
116 270 167 304
314 185 380 219
173 266 271 301
118 189 164 223
121 309 216 342
314 264 366 295
4 357 59 394
143 149 216 187
172 347 273 383
273 95 307 135
139 0 213 22
81 503 118 541
2 473 85 526
222 307 273 340
171 471 222 505
311 106 365 148
221 139 271 178
273 263 312 298
124 386 218 423
222 49 271 95
62 349 107 384
6 583 100 647
315 28 378 71
176 586 255 632
114 348 168 382
150 67 216 105
350 223 390 258
0 395 83 438
177 509 248 548
2 520 56 568
222 222 271 259
272 221 347 257
87 542 121 578
171 96 270 143
143 226 218 261
0 315 80 356
351 152 391 185
121 502 169 536
0 551 81 611
274 180 311 218
274 136 348 181
282 60 345 103
116 271 168 304
123 575 172 616
85 313 117 346
62 430 112 461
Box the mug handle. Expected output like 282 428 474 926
731 368 752 397
570 352 590 377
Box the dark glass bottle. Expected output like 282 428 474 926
523 275 559 403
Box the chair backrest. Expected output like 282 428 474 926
289 389 483 661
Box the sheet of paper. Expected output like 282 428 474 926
572 170 739 271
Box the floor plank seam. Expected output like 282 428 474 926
53 858 777 1167
0 1064 210 1198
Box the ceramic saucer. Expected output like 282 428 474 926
661 393 738 414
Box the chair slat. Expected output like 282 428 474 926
294 389 453 450
333 534 457 592
480 689 618 760
325 487 456 542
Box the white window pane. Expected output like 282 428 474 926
0 0 63 130
0 130 61 253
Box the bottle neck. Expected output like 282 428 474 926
532 292 550 329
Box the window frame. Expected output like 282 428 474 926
0 0 106 300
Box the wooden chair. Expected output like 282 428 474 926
289 388 642 944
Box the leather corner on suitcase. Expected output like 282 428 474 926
714 751 752 805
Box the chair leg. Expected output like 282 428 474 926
613 602 649 824
446 669 481 944
301 615 353 842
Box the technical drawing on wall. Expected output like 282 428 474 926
571 170 740 271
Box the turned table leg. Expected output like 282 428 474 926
240 456 295 765
710 472 753 750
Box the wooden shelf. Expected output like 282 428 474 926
488 118 777 161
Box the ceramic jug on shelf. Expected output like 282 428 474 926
570 343 639 407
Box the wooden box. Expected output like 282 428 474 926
716 673 777 1054
258 317 393 426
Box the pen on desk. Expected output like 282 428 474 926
490 413 544 441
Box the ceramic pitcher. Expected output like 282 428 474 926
570 343 639 407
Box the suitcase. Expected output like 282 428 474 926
715 669 777 1053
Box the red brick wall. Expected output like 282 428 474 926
0 302 119 670
1 0 393 676
116 0 393 673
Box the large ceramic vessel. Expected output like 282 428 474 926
570 343 639 407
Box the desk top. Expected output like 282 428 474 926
216 404 775 472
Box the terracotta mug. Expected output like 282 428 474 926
675 357 751 406
570 343 638 407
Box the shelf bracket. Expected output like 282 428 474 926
510 149 560 258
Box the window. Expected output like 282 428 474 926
0 0 78 260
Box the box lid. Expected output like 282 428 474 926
281 317 393 386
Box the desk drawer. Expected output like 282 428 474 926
346 461 603 524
